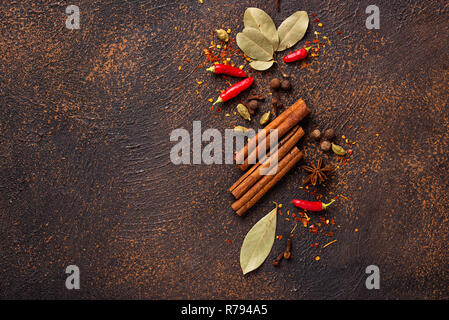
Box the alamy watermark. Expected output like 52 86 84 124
65 265 80 290
366 5 380 29
365 265 380 289
65 5 80 30
170 121 279 175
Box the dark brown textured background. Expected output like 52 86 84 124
0 0 448 299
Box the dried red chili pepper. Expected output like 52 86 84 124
283 47 311 63
212 77 254 105
292 199 335 212
206 64 247 77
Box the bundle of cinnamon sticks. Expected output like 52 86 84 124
230 99 310 216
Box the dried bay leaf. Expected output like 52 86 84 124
277 11 309 51
236 28 274 61
249 60 274 71
244 7 279 51
240 205 277 275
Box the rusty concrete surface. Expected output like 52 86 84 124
0 0 448 299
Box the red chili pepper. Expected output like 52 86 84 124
213 77 254 105
283 47 311 63
206 64 247 78
292 199 335 211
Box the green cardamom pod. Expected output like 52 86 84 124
234 126 248 133
236 104 251 121
331 143 347 156
216 29 229 42
260 111 271 125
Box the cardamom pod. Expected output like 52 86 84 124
260 111 271 125
234 126 248 133
331 143 347 156
216 29 229 42
236 104 251 121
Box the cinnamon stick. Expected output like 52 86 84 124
230 126 304 199
229 126 299 193
237 99 310 171
234 99 303 165
232 147 303 216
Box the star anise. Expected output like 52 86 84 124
302 158 335 186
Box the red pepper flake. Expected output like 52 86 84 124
312 13 317 18
314 18 320 22
327 231 334 237
337 30 342 35
226 239 232 244
216 107 222 113
312 39 319 43
309 225 318 234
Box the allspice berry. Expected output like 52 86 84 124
323 128 335 140
310 129 321 140
280 80 291 91
270 78 281 90
320 140 331 152
247 100 258 110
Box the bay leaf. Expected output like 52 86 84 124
244 7 279 50
236 28 274 61
240 205 277 275
249 60 274 71
277 11 309 51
